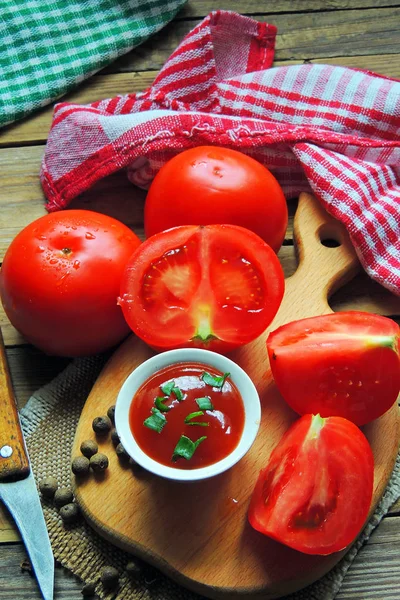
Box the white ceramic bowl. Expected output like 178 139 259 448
115 348 261 481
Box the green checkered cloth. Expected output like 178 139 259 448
0 0 187 128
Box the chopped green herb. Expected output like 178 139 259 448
201 371 230 388
194 436 207 448
143 408 167 433
195 396 214 411
154 397 171 412
161 380 175 396
184 411 209 427
184 411 204 422
172 386 184 401
172 435 207 462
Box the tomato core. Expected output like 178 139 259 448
129 362 245 469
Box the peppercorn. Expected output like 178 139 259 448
90 453 109 473
125 560 142 577
81 582 96 597
92 415 112 436
59 503 80 524
72 456 90 477
39 477 58 499
100 566 119 590
54 487 74 508
115 443 130 463
107 405 115 424
80 439 98 458
110 428 120 446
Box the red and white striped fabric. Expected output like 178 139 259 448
41 10 400 296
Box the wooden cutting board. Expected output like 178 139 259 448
72 193 400 599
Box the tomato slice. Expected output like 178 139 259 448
248 414 374 555
267 312 400 426
119 225 284 351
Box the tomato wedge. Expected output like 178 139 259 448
267 312 400 426
248 414 374 555
118 225 284 351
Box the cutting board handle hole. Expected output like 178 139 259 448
318 224 342 248
320 237 341 248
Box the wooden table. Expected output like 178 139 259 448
0 1 399 598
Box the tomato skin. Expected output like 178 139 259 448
248 414 374 555
119 224 284 352
0 210 141 357
144 146 288 252
267 312 400 426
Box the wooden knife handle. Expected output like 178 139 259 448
0 329 30 481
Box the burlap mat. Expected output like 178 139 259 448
20 355 400 600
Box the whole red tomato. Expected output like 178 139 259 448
267 312 400 425
118 224 284 352
144 146 288 252
0 210 141 357
248 414 374 555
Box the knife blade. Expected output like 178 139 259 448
0 329 54 600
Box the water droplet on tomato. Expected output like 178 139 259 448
72 226 77 230
73 260 80 270
36 246 45 253
37 234 47 240
49 258 58 265
56 272 70 287
85 232 96 240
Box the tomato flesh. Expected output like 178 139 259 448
248 414 374 555
130 363 244 469
119 224 284 351
267 312 400 425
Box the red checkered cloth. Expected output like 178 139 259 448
41 10 400 296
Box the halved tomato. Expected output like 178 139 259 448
118 224 284 351
267 312 400 426
248 414 374 555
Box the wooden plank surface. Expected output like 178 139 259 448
105 6 400 73
1 0 400 598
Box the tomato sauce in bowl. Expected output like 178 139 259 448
115 348 260 481
130 363 245 469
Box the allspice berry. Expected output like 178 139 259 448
54 487 74 508
90 453 109 473
107 405 116 424
39 477 58 499
125 560 142 577
100 566 119 590
92 416 112 435
110 428 120 446
80 439 98 458
59 503 80 524
81 582 96 597
72 456 90 476
115 443 130 463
